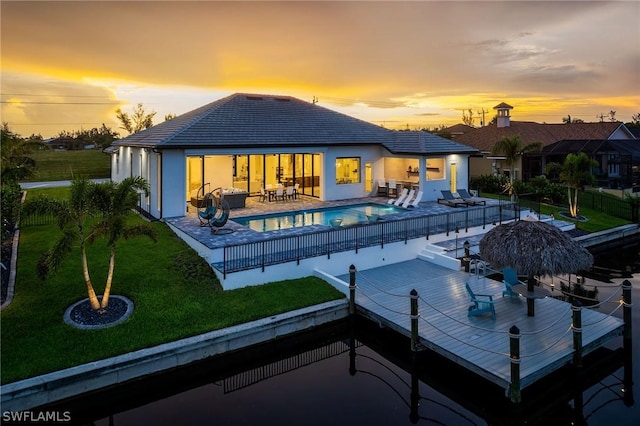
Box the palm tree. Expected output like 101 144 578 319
89 177 157 310
546 152 597 218
21 176 157 312
22 177 102 310
491 136 542 201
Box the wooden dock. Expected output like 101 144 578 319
335 259 625 393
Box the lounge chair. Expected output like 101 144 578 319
401 189 416 208
437 190 468 207
407 190 423 208
465 283 496 320
457 189 486 206
391 188 409 206
502 267 524 299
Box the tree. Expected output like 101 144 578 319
115 103 156 134
1 123 45 182
88 177 157 310
546 152 597 218
22 177 103 310
164 113 177 121
462 109 475 126
21 177 157 312
491 136 542 200
608 110 617 122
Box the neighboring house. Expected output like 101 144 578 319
107 93 478 219
453 103 638 186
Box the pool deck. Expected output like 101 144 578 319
164 195 505 250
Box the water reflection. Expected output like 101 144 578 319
38 309 632 426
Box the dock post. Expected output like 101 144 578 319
508 325 521 403
622 279 634 406
349 264 356 316
463 240 470 273
572 299 583 368
410 289 419 352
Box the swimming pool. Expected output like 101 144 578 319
234 203 403 232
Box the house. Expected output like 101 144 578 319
107 93 478 219
452 103 638 186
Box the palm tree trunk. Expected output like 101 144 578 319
81 245 100 310
573 187 579 217
100 246 116 310
568 187 576 217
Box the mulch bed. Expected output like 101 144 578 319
68 297 129 326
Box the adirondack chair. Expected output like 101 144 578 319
502 267 523 299
465 283 496 320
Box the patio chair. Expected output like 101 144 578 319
293 183 300 199
388 179 398 198
437 190 468 207
457 189 486 206
401 189 416 208
407 190 423 208
259 187 267 202
502 267 523 299
274 187 285 202
465 283 496 320
285 186 295 200
389 188 408 206
377 179 388 197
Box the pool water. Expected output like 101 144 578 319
234 203 403 232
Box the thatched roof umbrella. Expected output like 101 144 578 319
479 220 593 315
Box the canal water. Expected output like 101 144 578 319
43 244 640 426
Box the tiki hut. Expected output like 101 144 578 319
479 220 593 315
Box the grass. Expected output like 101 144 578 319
25 150 110 181
482 193 631 232
1 200 344 384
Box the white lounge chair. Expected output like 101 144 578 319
392 188 409 206
408 190 423 208
401 189 416 208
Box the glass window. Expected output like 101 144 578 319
336 157 360 184
426 158 445 180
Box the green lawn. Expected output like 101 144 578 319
0 215 344 384
482 193 631 232
25 149 111 181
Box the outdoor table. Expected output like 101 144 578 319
511 283 551 316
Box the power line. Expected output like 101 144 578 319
1 100 118 105
1 93 114 98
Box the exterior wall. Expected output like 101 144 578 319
110 146 162 218
608 127 635 140
323 146 381 201
162 150 187 218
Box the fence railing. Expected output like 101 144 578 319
578 191 636 222
221 202 519 278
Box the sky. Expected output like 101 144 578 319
1 0 639 139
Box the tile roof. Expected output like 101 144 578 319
542 139 640 160
454 121 626 152
387 131 478 155
112 93 476 155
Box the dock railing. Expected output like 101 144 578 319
222 202 519 277
348 266 632 404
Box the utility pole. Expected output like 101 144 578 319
477 108 487 127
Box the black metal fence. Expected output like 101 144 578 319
578 191 637 222
19 212 58 227
221 203 519 278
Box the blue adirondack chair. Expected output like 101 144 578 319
465 283 496 320
502 267 522 299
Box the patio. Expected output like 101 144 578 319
168 194 505 250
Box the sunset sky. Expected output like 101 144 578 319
1 0 639 139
